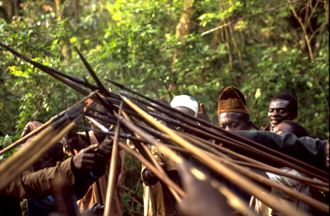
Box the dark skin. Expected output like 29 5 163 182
175 106 196 117
268 99 294 132
72 137 112 175
218 112 252 131
177 162 233 216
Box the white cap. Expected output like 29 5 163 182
170 95 199 114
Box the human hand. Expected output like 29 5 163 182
98 137 113 157
93 137 113 176
72 144 99 171
141 168 159 186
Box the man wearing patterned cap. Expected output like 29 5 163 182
217 86 256 131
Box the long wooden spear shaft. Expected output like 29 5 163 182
75 47 110 96
118 97 327 181
0 43 96 95
203 150 329 212
179 131 329 189
116 90 327 179
103 103 123 216
0 119 76 190
0 94 97 156
120 107 328 212
0 91 98 156
125 113 329 212
143 105 328 180
121 95 312 216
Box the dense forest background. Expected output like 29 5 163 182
0 0 328 214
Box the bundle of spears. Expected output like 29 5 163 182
0 42 328 216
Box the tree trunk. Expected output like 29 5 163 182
169 0 196 94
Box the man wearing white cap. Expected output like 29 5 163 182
142 95 200 216
170 95 199 117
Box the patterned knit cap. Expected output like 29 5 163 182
217 86 249 115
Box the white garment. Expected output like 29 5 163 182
250 167 312 216
266 168 312 216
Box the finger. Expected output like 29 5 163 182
81 159 95 168
81 153 96 160
83 144 99 153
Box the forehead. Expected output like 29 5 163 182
269 99 290 109
175 106 195 116
219 112 246 123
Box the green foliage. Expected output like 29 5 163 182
0 134 16 161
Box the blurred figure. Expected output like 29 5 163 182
177 162 233 216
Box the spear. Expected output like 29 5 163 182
0 91 98 156
0 42 96 95
103 102 123 216
75 47 110 96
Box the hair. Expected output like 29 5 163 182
280 120 309 138
271 93 298 118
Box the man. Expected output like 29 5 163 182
170 95 199 117
66 104 123 215
142 95 199 216
217 86 256 131
0 142 110 216
267 93 298 132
